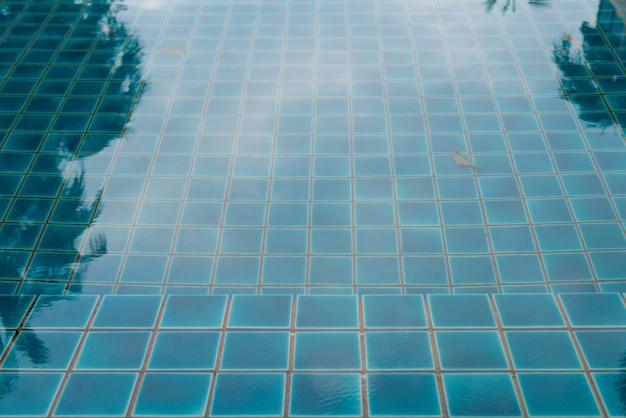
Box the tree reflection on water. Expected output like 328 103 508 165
0 0 144 294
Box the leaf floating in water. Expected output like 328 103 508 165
158 46 186 56
453 150 478 169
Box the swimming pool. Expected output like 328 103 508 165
1 0 626 295
1 0 626 416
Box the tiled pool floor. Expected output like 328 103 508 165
1 0 626 295
1 293 626 417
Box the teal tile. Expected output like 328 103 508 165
2 331 81 369
519 373 601 417
362 295 427 328
221 332 289 370
93 295 161 328
290 373 362 416
560 293 626 326
506 331 582 370
134 373 212 416
294 332 361 370
26 296 98 328
211 373 285 416
160 295 227 328
55 373 137 417
148 331 220 369
296 295 359 328
429 294 496 327
367 373 441 417
436 331 508 370
443 373 521 416
76 331 150 369
592 373 626 417
0 372 64 417
576 330 626 369
228 295 292 328
365 331 433 370
494 294 565 327
0 295 35 328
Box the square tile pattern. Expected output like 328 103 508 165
0 293 624 416
0 0 625 297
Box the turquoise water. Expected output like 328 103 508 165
2 1 626 415
1 0 625 295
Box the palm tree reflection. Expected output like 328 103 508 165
0 0 143 294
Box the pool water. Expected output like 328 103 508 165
1 0 626 295
1 0 626 416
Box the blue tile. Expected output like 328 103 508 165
506 331 582 370
355 202 396 226
496 254 545 283
356 228 398 254
560 293 626 326
576 330 626 369
167 256 213 285
365 331 433 370
310 229 352 254
268 203 308 226
0 372 64 416
518 373 601 417
398 201 440 226
436 331 508 370
354 178 394 200
295 332 361 370
214 256 260 284
429 294 496 327
134 373 212 416
363 295 426 328
449 256 497 285
290 373 362 416
311 202 352 226
489 226 536 252
592 373 626 417
356 257 401 285
0 295 35 328
296 295 358 328
148 331 220 369
519 175 564 197
211 373 285 416
443 373 521 416
367 373 441 416
224 202 265 227
55 373 137 417
527 198 573 223
76 331 150 369
403 255 449 285
313 178 351 200
262 256 306 284
220 229 264 254
2 331 81 369
228 294 292 328
93 295 161 328
160 295 227 328
534 224 582 251
494 294 565 327
589 251 626 280
579 223 626 249
543 252 593 281
309 256 353 285
483 200 528 224
561 173 606 196
445 227 490 253
26 295 98 328
570 197 617 221
265 229 308 254
222 332 290 370
441 201 483 225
